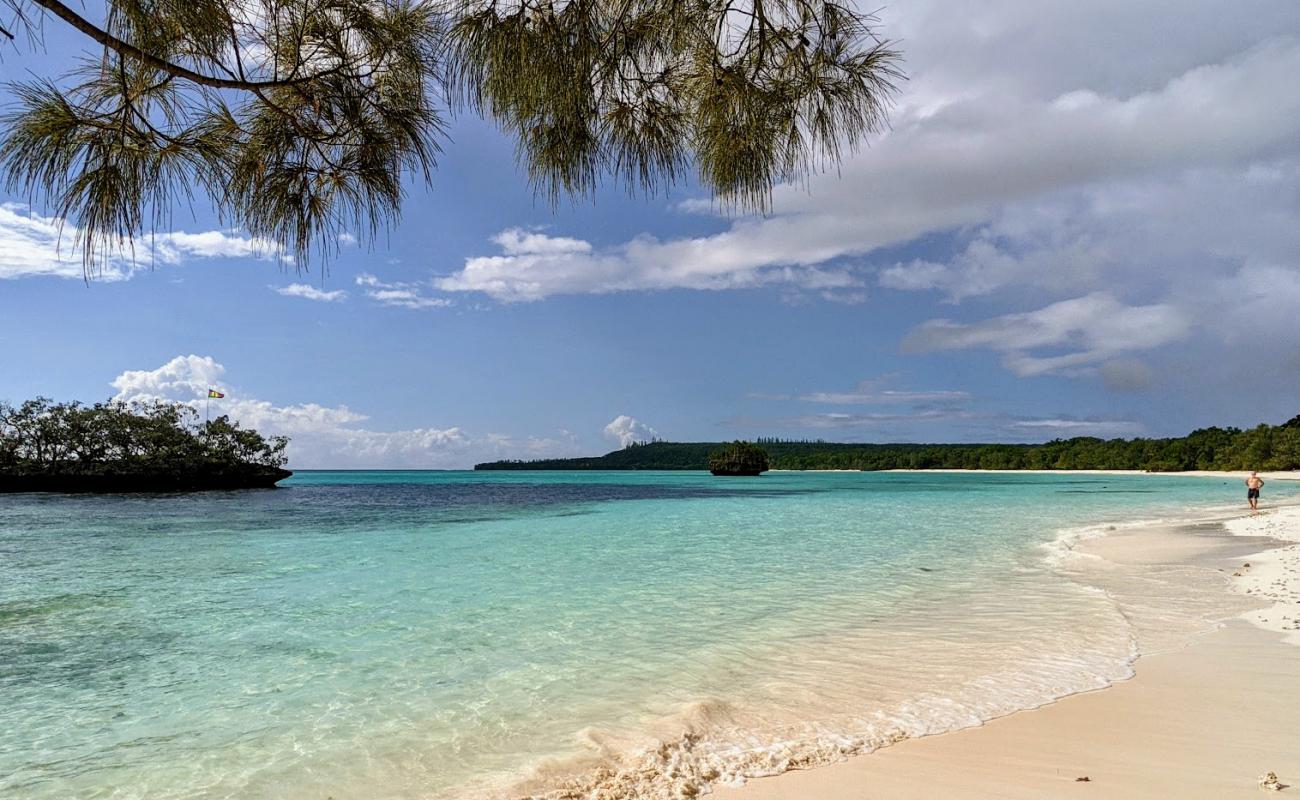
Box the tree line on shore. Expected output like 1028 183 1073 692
476 417 1300 472
0 398 290 491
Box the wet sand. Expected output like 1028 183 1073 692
717 508 1300 800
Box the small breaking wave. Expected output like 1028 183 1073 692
464 509 1262 800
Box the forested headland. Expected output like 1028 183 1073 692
476 417 1300 472
0 398 292 492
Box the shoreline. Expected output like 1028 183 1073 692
887 468 1300 479
717 622 1299 799
715 504 1300 799
494 495 1300 800
769 467 1300 480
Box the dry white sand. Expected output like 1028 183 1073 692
1226 506 1300 645
884 469 1300 480
715 506 1300 800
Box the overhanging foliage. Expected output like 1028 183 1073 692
0 0 901 275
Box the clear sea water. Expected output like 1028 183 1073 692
1 471 1283 799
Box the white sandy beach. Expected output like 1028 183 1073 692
716 502 1300 799
883 469 1300 481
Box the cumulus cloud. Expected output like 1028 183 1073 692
274 283 347 302
151 231 280 263
0 203 282 280
355 272 453 309
493 227 592 255
603 415 659 448
112 355 227 400
435 225 865 302
876 163 1300 304
902 293 1191 377
110 355 581 468
432 23 1300 307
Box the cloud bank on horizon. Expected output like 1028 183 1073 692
104 356 1144 467
111 355 584 469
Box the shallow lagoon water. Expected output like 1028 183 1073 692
0 471 1279 799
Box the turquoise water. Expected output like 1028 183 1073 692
0 471 1280 799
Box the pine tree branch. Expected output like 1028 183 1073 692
32 0 334 90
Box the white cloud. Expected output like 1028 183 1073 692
112 355 227 399
724 409 1144 441
0 204 113 280
435 226 865 302
355 272 453 309
875 163 1300 305
492 227 592 255
0 203 282 280
110 355 581 468
433 27 1300 305
1011 418 1145 437
799 379 971 406
152 230 280 264
902 293 1191 377
769 410 973 428
367 289 452 309
603 415 659 448
274 283 347 302
337 232 358 246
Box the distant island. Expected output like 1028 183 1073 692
477 417 1300 472
0 398 292 492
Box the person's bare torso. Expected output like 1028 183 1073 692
1247 475 1264 489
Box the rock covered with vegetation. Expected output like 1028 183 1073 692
707 441 770 476
0 398 291 492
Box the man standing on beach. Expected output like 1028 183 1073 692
1246 471 1264 513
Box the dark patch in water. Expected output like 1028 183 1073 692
0 478 820 543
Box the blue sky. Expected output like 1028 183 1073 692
3 1 1300 467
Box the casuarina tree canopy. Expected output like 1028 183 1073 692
0 0 902 275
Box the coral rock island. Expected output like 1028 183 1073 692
1 399 292 493
707 441 771 476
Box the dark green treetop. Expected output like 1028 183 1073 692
707 440 769 475
477 417 1300 472
0 397 288 473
